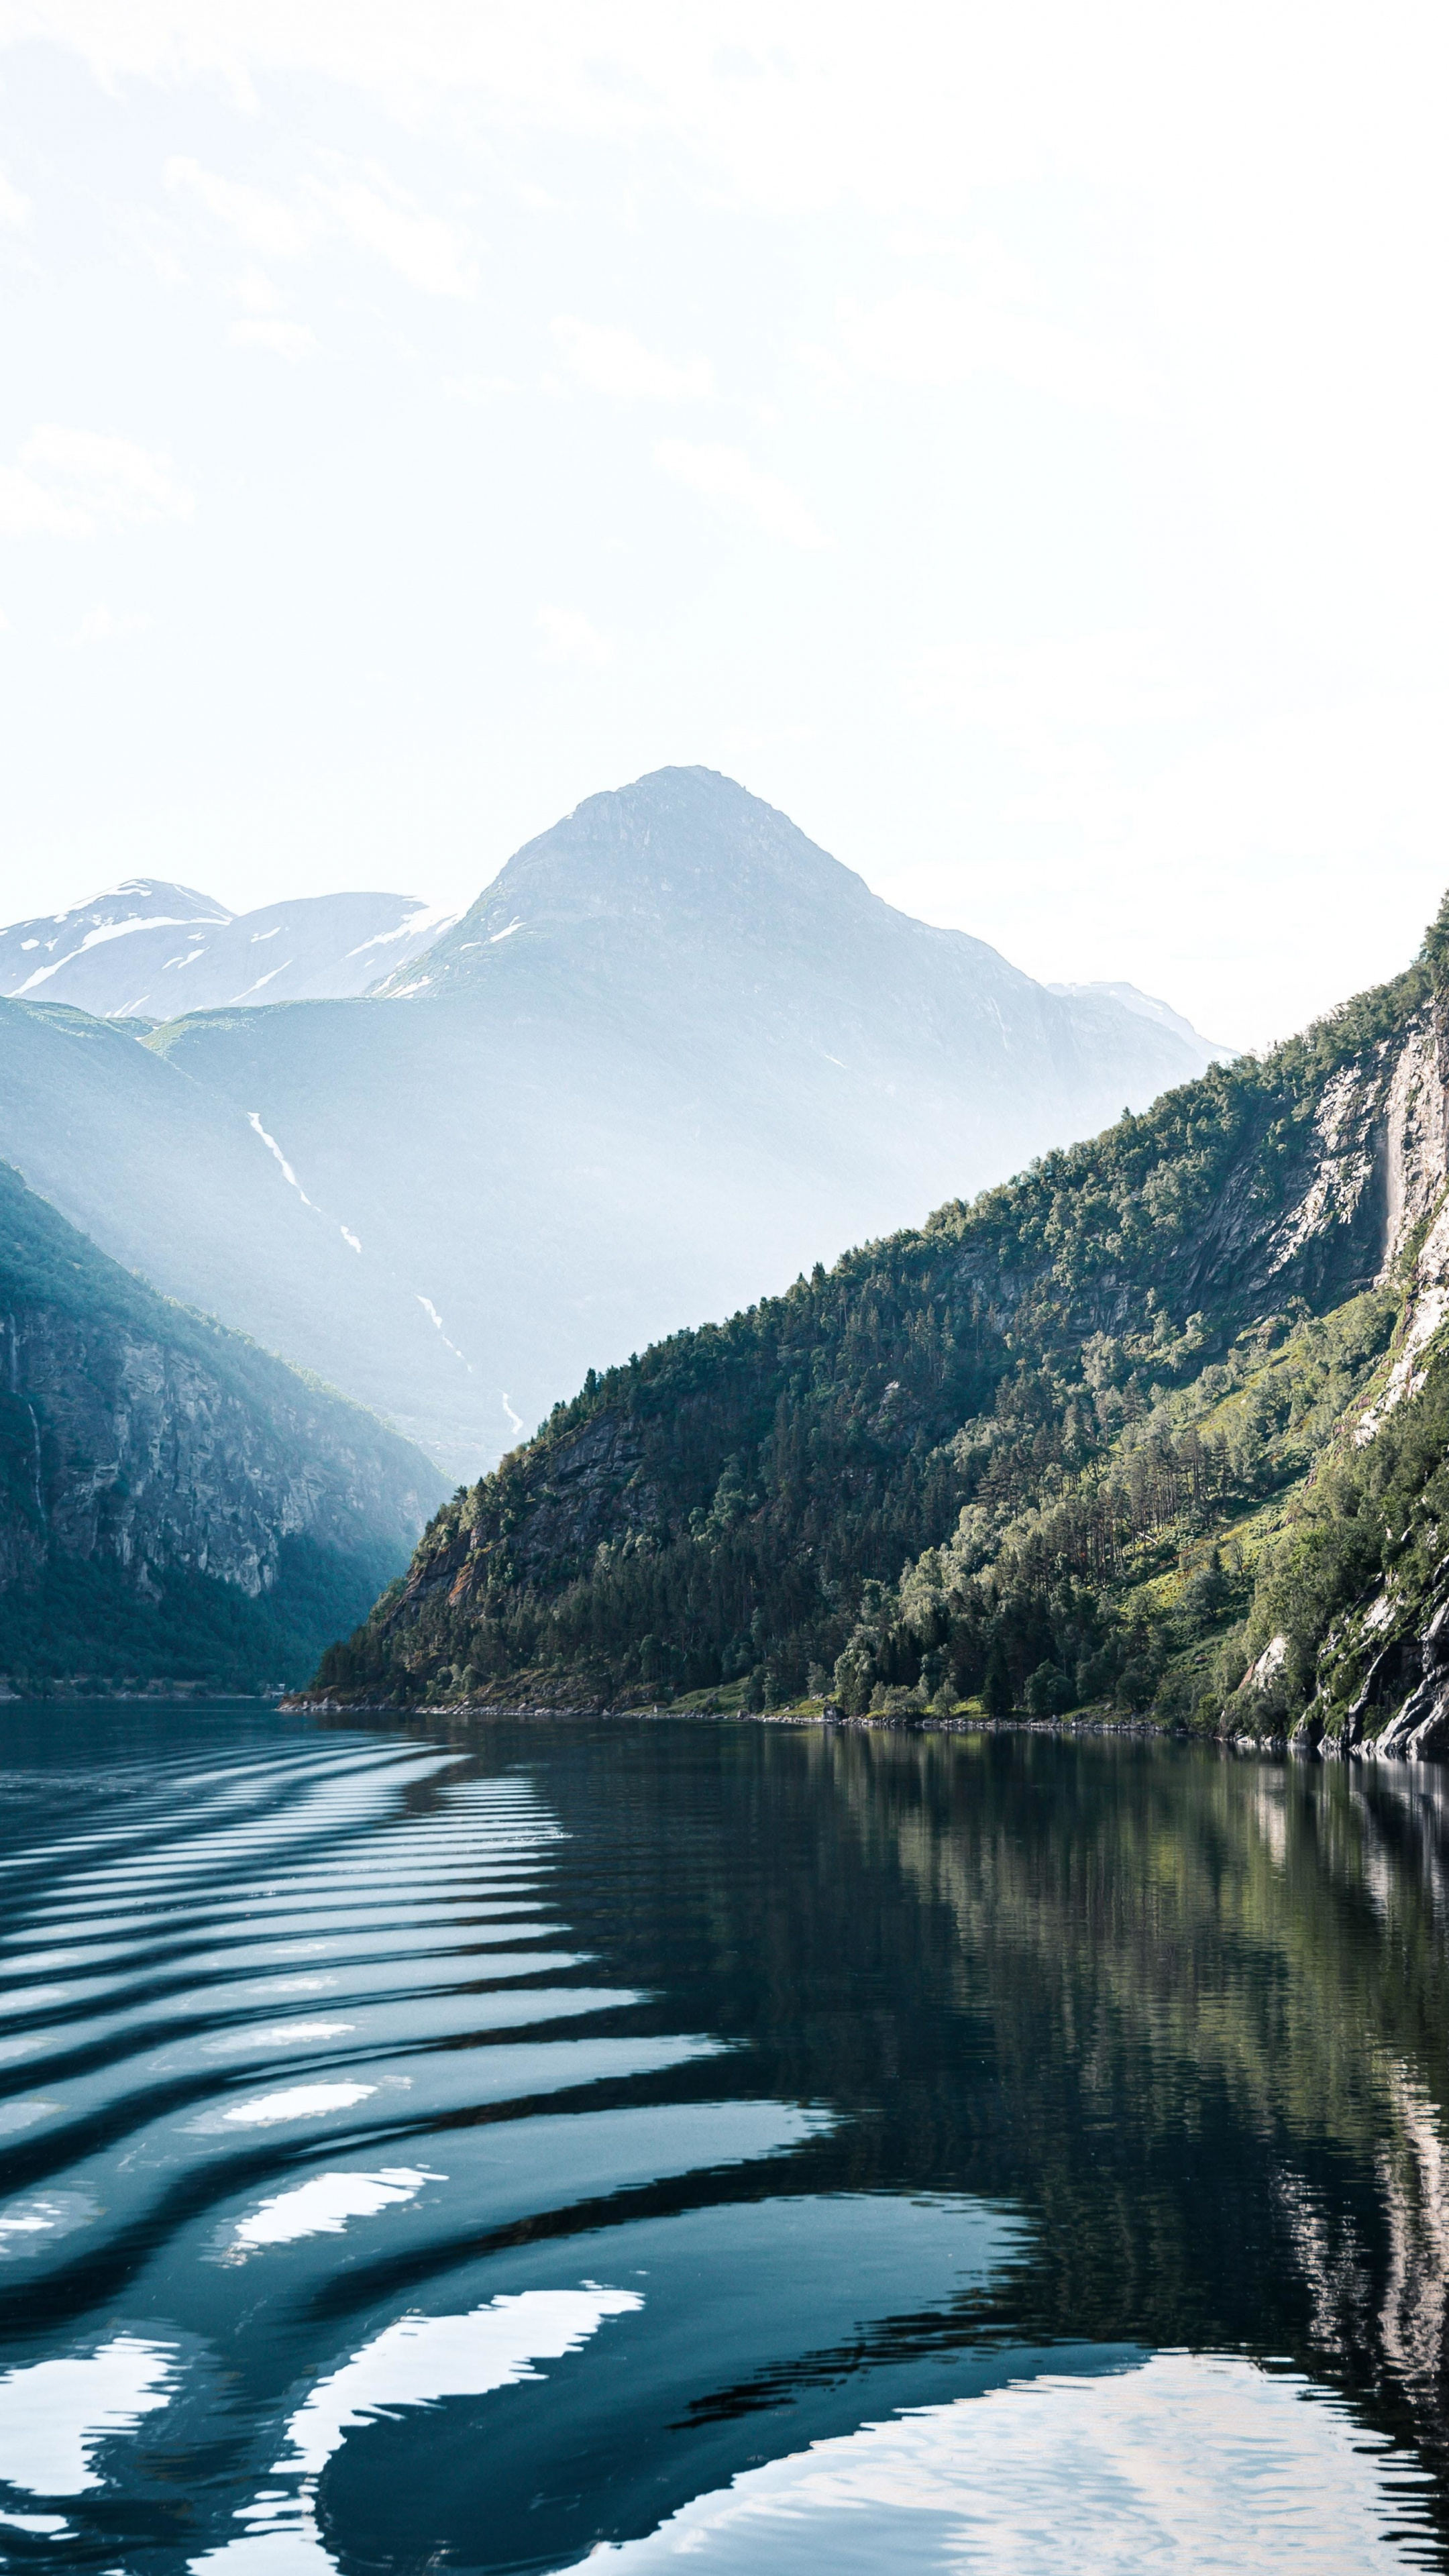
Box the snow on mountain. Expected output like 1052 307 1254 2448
0 882 456 1019
0 773 1242 1475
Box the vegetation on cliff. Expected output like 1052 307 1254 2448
315 914 1449 1741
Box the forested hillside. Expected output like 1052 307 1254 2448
311 908 1449 1752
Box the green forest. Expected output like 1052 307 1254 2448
315 916 1449 1743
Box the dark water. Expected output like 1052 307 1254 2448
0 1711 1446 2571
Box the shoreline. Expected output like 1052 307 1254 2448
284 1693 1321 1756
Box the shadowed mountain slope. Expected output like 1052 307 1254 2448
0 1161 443 1688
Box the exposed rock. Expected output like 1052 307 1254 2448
0 1159 442 1675
1375 1600 1449 1758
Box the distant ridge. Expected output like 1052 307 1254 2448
0 881 455 1017
0 769 1236 1474
1049 978 1236 1065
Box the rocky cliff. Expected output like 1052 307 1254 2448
0 1161 444 1687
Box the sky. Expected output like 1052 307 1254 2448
1 3 1448 1049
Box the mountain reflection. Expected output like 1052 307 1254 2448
3 1708 1448 2570
451 1721 1449 2498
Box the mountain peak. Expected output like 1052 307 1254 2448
371 765 942 1000
90 879 233 920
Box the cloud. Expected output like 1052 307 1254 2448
836 282 1157 415
216 260 315 355
654 439 833 549
535 604 613 668
167 150 478 298
444 372 522 407
70 602 151 645
231 261 284 313
0 164 30 230
0 427 193 539
229 316 316 360
794 342 855 398
303 155 479 297
908 634 1199 749
551 317 712 401
165 157 313 260
0 465 89 538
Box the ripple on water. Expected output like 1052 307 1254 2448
0 1715 1440 2575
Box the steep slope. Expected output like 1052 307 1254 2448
0 1160 443 1688
0 998 470 1460
0 880 453 1016
315 908 1449 1746
137 768 1220 1470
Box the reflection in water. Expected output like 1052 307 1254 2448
578 2353 1433 2574
0 1711 1444 2567
198 2289 644 2573
226 2165 445 2257
0 2331 175 2532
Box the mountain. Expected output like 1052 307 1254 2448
0 880 455 1016
1048 979 1236 1064
313 896 1449 1758
0 998 476 1464
0 1159 443 1690
96 767 1223 1473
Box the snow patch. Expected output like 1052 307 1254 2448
11 915 199 994
345 903 458 959
418 1297 470 1368
223 966 286 1001
248 1112 317 1210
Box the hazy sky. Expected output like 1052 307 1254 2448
2 3 1447 1046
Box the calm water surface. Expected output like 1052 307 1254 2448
0 1707 1446 2571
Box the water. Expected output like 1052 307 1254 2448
0 1710 1445 2571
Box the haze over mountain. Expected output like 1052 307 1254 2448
1047 981 1236 1065
0 881 455 1017
0 769 1226 1479
0 1159 440 1690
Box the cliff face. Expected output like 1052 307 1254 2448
316 925 1449 1745
0 1163 443 1684
0 1305 431 1600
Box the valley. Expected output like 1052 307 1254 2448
0 768 1224 1477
